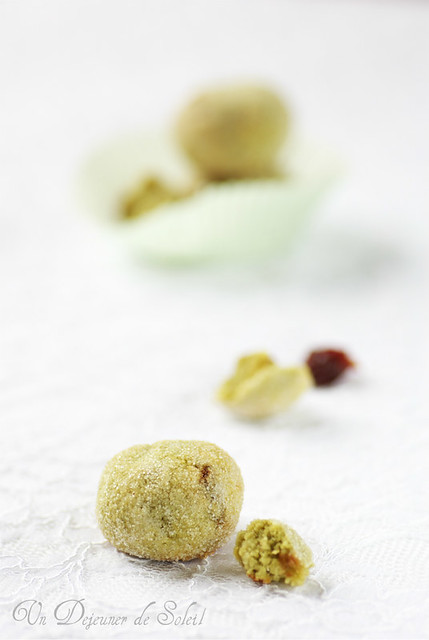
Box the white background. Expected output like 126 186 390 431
0 1 428 638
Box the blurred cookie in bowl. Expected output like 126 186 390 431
77 81 341 264
175 84 290 181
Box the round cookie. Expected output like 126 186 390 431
176 84 289 180
96 440 244 561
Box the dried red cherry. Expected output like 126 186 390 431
306 349 354 386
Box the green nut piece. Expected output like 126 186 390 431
217 353 313 419
234 519 313 586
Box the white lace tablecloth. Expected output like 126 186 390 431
1 1 428 638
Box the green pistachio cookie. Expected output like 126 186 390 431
96 440 244 562
176 84 289 180
234 519 313 585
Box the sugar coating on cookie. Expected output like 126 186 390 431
234 519 313 585
96 440 244 562
218 353 313 419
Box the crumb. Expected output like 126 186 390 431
234 519 313 586
120 176 190 220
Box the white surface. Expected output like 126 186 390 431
0 1 428 639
